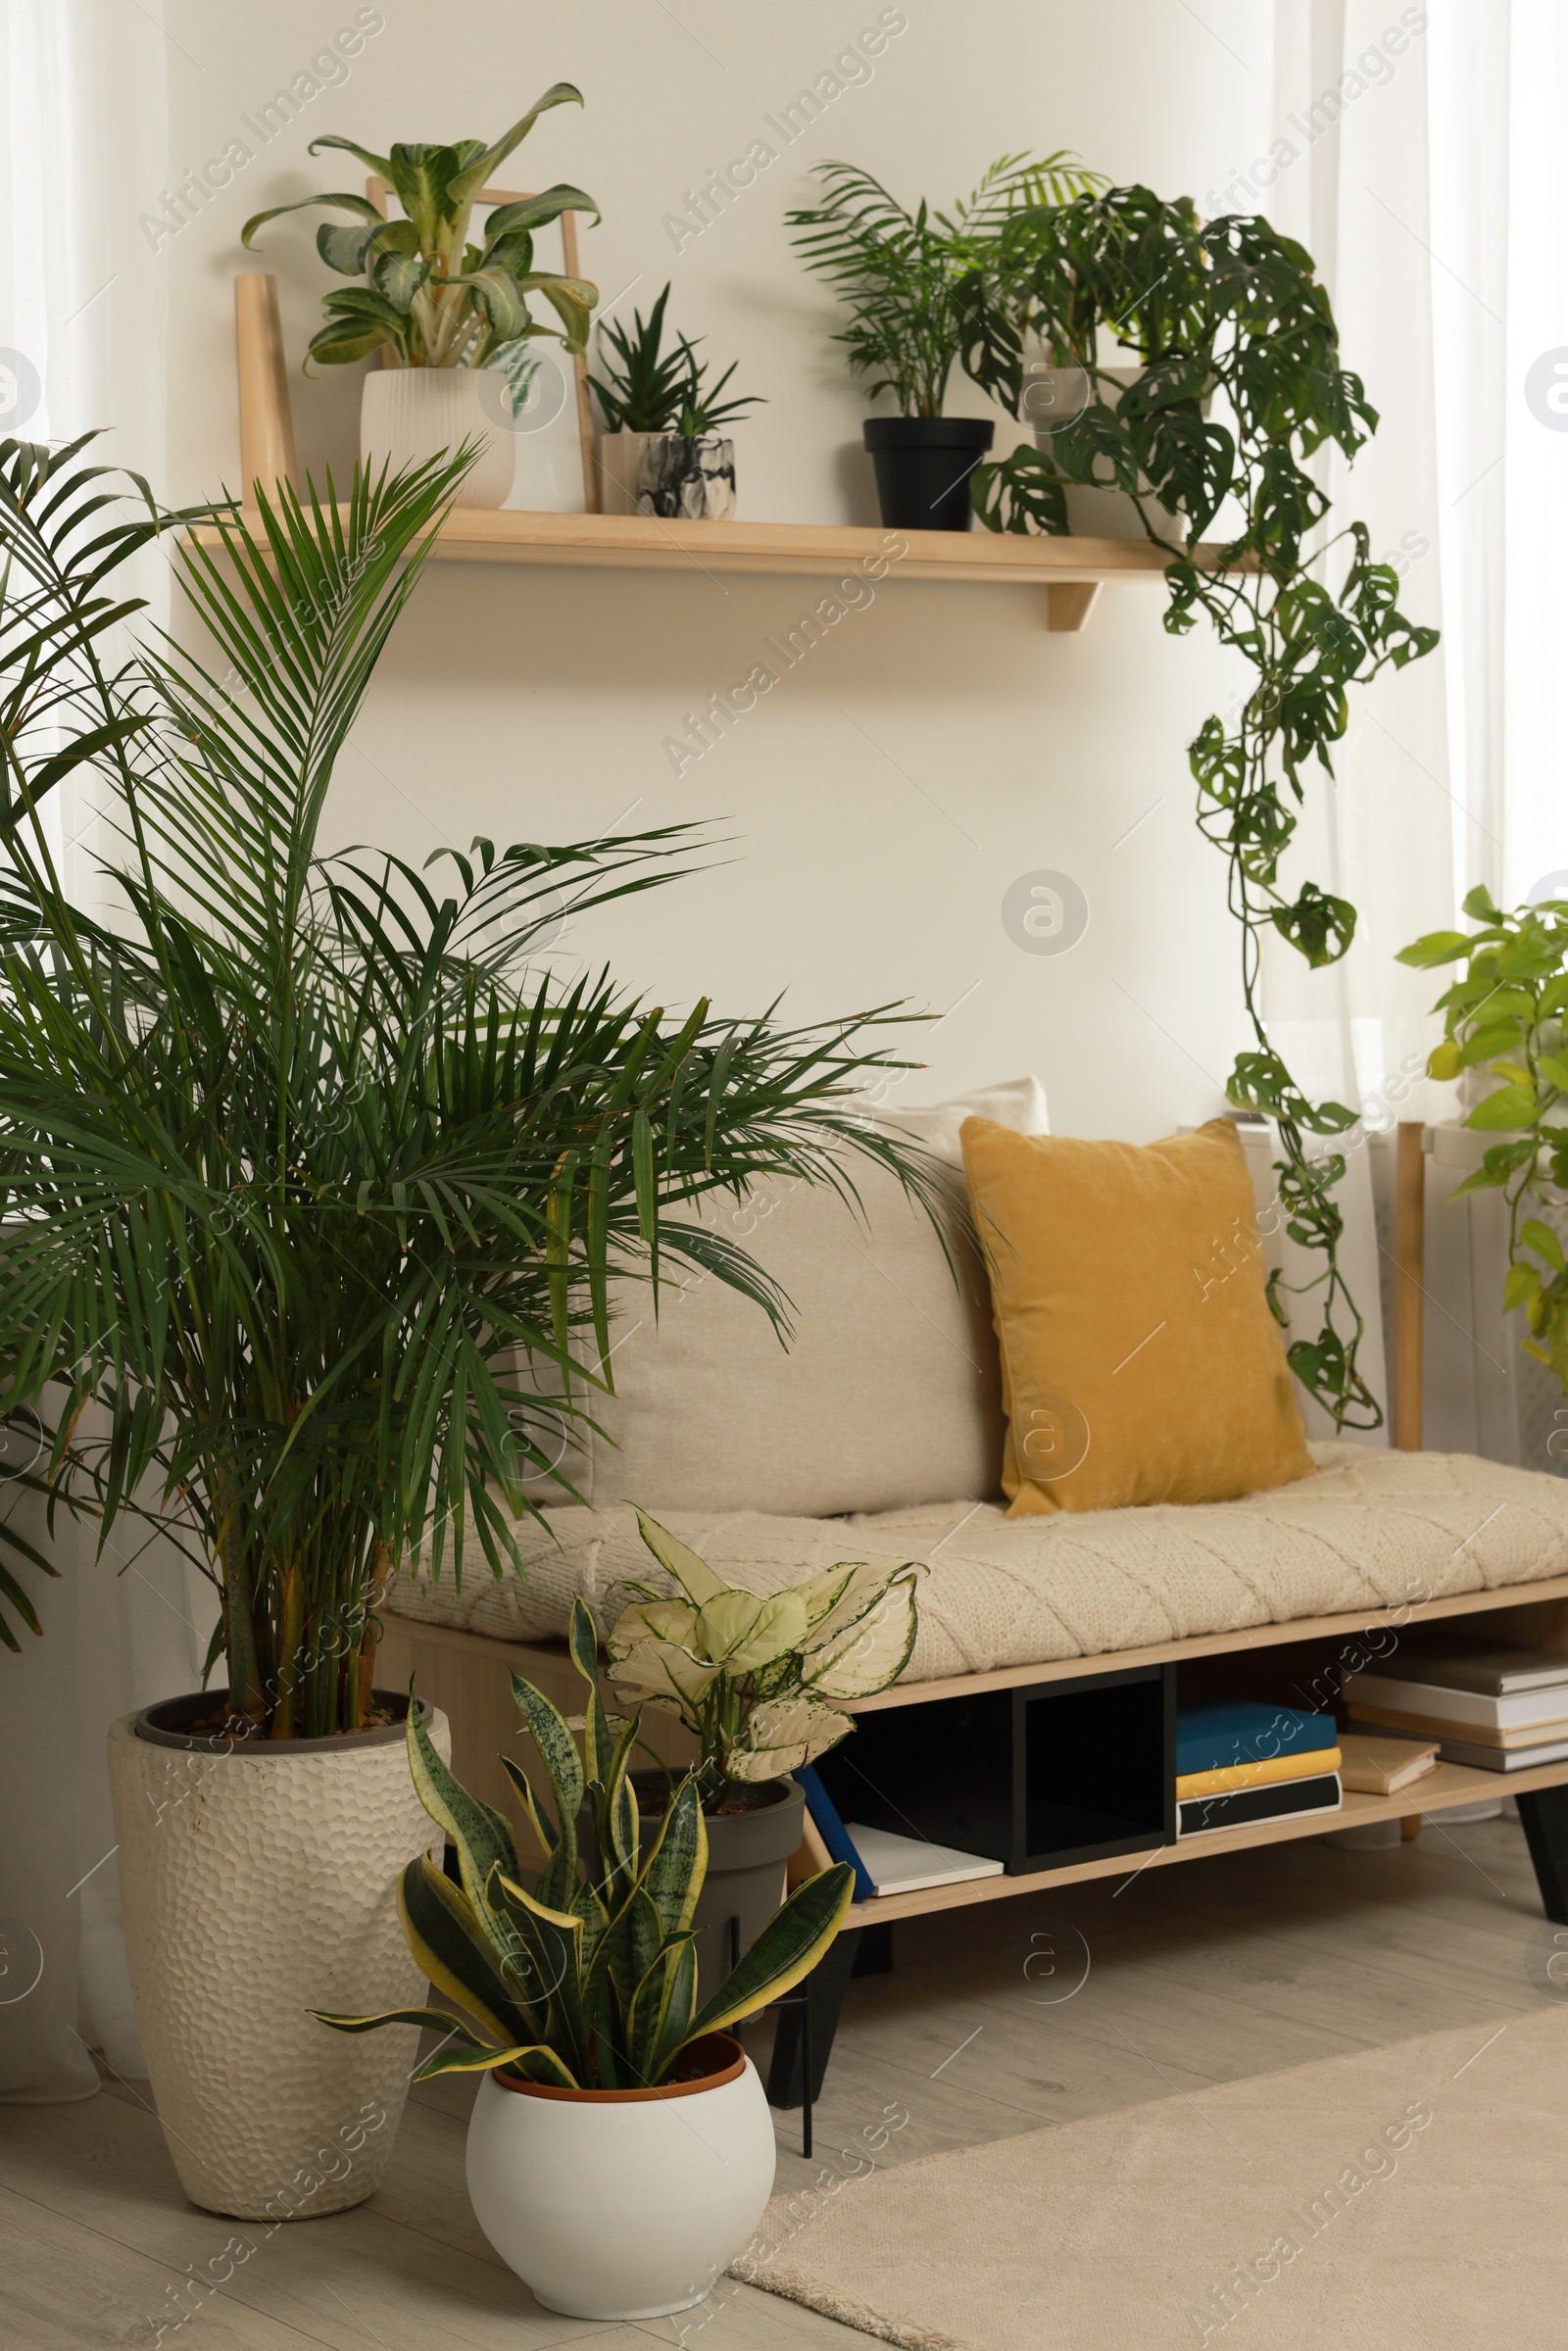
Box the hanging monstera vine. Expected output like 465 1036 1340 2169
955 185 1440 1431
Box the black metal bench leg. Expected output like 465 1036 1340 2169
1517 1787 1568 1923
766 1929 860 2119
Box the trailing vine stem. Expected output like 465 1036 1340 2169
958 187 1440 1431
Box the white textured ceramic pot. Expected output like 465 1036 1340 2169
361 367 514 508
107 1694 449 2220
466 2032 775 2320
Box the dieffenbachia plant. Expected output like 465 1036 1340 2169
955 185 1441 1431
1400 886 1568 1387
606 1509 919 1806
314 1600 854 2088
240 85 599 369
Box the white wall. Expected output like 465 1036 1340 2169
159 0 1272 1138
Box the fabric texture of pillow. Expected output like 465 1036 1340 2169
526 1077 1048 1520
960 1114 1314 1516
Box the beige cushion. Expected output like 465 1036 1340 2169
391 1445 1568 1682
525 1077 1048 1519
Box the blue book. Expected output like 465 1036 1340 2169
1175 1701 1336 1779
794 1765 875 1901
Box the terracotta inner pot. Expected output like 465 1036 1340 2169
494 2032 745 2102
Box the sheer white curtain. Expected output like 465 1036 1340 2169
1255 1 1568 1440
0 0 216 2103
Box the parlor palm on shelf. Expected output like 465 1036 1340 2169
0 435 938 1714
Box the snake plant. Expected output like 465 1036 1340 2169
315 1600 854 2086
240 85 599 369
607 1510 919 1807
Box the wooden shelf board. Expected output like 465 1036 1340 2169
846 1570 1568 1713
845 1755 1568 1927
188 506 1215 629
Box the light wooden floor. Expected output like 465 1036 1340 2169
3 1813 1558 2349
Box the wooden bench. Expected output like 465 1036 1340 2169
379 1124 1568 2107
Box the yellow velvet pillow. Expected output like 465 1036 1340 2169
960 1115 1314 1515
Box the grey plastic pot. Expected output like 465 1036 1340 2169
692 1779 807 2006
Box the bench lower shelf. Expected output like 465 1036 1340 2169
846 1754 1568 1925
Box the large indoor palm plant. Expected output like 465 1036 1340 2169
0 435 933 1722
0 432 935 2215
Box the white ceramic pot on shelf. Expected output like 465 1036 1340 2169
108 1694 449 2220
466 2032 775 2321
360 368 514 508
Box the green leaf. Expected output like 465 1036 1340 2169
631 1507 728 1604
405 1701 519 1915
688 1865 856 2039
447 85 587 210
1522 1218 1566 1272
1505 1260 1543 1311
1396 930 1475 969
241 191 383 248
1464 1085 1537 1132
311 2003 489 2042
395 1857 532 2047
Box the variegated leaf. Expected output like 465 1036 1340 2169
727 1695 856 1778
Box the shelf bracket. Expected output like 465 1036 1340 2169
1048 581 1102 633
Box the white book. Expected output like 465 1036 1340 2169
844 1823 1004 1896
1341 1670 1568 1732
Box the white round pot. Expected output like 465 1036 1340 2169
107 1694 450 2220
361 367 514 508
466 2032 775 2320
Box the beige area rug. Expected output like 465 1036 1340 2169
731 2008 1568 2349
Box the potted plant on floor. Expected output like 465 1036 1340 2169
241 84 600 509
787 151 1103 530
588 282 764 519
605 1510 918 2000
317 1600 855 2322
0 435 940 2212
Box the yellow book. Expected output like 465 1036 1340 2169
1175 1746 1341 1799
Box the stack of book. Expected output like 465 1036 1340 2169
1175 1701 1343 1837
1343 1637 1568 1773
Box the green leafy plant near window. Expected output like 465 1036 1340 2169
956 185 1441 1429
605 1510 918 1809
0 437 940 1690
786 152 1105 417
314 1600 854 2086
588 283 764 436
1399 888 1568 1387
240 84 599 370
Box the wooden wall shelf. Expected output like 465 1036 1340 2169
222 270 1224 631
191 499 1210 633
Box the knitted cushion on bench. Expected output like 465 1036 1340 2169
388 1444 1568 1685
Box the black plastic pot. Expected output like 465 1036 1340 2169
862 416 995 531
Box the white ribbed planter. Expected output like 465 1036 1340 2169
361 368 514 507
107 1698 449 2220
466 2033 775 2320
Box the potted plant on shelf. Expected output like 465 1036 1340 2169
0 435 939 2216
956 187 1440 1433
605 1510 918 2000
317 1600 854 2322
787 150 1103 530
241 83 600 510
588 282 764 519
